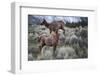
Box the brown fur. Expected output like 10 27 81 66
38 31 59 57
41 19 65 34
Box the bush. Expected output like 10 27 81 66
56 46 77 59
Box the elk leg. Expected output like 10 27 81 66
53 45 57 58
38 43 45 60
63 29 65 34
39 45 42 53
50 29 52 33
39 41 43 53
39 43 45 53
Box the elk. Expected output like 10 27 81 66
38 30 59 57
40 19 65 34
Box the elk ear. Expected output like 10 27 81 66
41 19 46 25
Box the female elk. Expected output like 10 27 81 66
38 31 59 57
41 19 65 34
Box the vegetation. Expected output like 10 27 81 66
28 15 88 61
